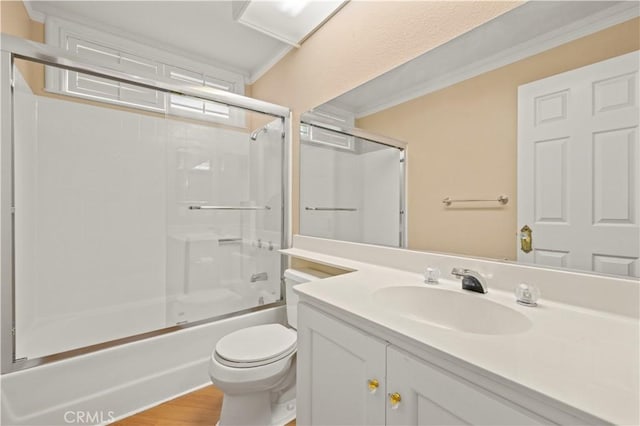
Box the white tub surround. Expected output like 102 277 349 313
282 235 639 425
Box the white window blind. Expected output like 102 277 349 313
45 18 246 126
300 105 356 150
166 66 244 126
300 123 355 150
66 37 165 110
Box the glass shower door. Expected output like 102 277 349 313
11 58 285 362
165 115 284 325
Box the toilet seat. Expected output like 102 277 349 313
215 324 297 368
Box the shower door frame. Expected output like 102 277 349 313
0 34 293 373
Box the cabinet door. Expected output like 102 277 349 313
297 303 387 426
386 346 550 425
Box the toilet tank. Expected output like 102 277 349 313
284 268 330 329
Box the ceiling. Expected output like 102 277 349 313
27 1 295 82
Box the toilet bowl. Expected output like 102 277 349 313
209 268 329 426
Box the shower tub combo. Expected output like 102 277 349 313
0 34 291 425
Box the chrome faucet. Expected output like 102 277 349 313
451 268 488 294
250 272 268 283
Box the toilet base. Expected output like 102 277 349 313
272 397 296 426
217 394 295 426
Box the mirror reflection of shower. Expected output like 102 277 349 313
299 117 406 248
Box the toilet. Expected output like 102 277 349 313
209 268 329 426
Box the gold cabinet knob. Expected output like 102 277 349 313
367 379 379 393
389 392 402 408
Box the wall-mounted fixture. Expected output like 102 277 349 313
442 195 509 206
232 0 347 47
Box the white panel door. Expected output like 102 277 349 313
296 303 387 426
386 347 546 425
518 51 640 277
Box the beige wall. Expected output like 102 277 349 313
250 1 523 234
357 18 640 260
0 0 43 41
0 0 45 91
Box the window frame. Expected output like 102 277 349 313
44 17 246 126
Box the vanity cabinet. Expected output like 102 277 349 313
297 303 549 426
386 347 545 425
296 302 387 426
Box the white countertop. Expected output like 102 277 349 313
282 246 640 425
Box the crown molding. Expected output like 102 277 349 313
248 44 293 84
354 2 640 118
22 0 46 23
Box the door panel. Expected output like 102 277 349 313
592 127 636 224
593 253 638 276
386 347 546 426
534 249 569 268
533 137 568 223
518 51 639 277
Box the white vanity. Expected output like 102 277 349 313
282 236 639 426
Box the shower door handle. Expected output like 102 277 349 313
304 207 358 211
189 205 271 211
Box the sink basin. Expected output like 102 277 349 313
372 286 532 335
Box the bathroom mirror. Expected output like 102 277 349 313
300 1 640 278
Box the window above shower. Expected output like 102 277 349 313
44 17 246 126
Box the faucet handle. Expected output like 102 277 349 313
452 268 488 294
424 267 440 284
515 283 540 307
451 267 466 278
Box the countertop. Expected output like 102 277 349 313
282 247 640 425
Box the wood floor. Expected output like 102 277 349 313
112 385 296 426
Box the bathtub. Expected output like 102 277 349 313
1 306 286 425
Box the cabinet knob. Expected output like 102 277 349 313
389 392 402 409
367 379 379 393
